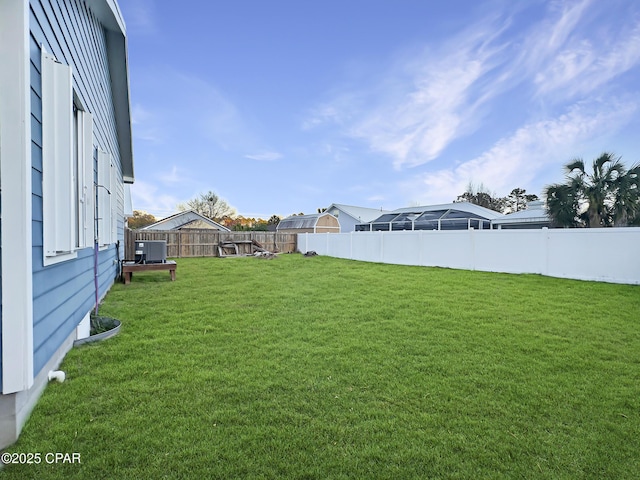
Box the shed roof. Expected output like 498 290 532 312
141 210 231 231
277 212 337 230
278 214 321 230
325 203 390 223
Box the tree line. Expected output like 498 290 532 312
130 153 638 230
128 191 281 231
454 184 539 214
455 153 639 228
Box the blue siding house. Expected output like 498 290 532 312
0 0 133 448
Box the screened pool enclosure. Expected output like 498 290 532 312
355 203 502 231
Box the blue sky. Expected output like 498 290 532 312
120 0 640 219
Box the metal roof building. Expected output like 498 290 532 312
324 203 390 232
491 201 550 229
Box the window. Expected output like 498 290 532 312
41 50 94 265
75 107 94 249
97 150 114 246
42 50 74 263
111 163 118 243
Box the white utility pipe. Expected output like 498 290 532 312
48 370 66 383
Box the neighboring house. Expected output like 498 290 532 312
491 200 551 229
277 213 341 234
356 202 503 231
324 203 389 232
0 0 133 448
140 210 231 232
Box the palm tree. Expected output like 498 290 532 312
545 153 640 228
545 183 582 227
612 163 640 226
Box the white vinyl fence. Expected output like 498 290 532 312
300 228 640 285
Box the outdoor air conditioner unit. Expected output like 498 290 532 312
135 240 167 264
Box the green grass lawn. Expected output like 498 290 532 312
3 255 639 479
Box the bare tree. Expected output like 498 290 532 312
177 191 236 221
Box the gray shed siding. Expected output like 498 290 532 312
29 0 122 377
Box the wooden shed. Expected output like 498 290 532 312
276 213 340 234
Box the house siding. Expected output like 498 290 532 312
326 208 352 232
334 215 358 233
29 0 124 377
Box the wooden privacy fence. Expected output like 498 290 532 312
125 229 297 259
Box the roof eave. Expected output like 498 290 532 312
141 210 231 231
90 0 134 183
105 29 134 183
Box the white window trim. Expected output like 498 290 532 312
97 149 113 247
111 162 118 243
44 251 78 266
76 108 94 249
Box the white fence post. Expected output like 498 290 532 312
469 228 474 271
541 227 548 276
350 231 353 259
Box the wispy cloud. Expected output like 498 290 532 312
244 151 283 161
303 0 640 179
402 97 638 204
155 165 192 186
530 0 640 99
131 103 150 125
129 66 287 214
131 103 163 143
304 13 518 169
366 195 387 204
302 104 346 130
131 68 257 151
123 0 157 35
130 180 182 217
359 23 516 169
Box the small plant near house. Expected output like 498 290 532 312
89 315 120 335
